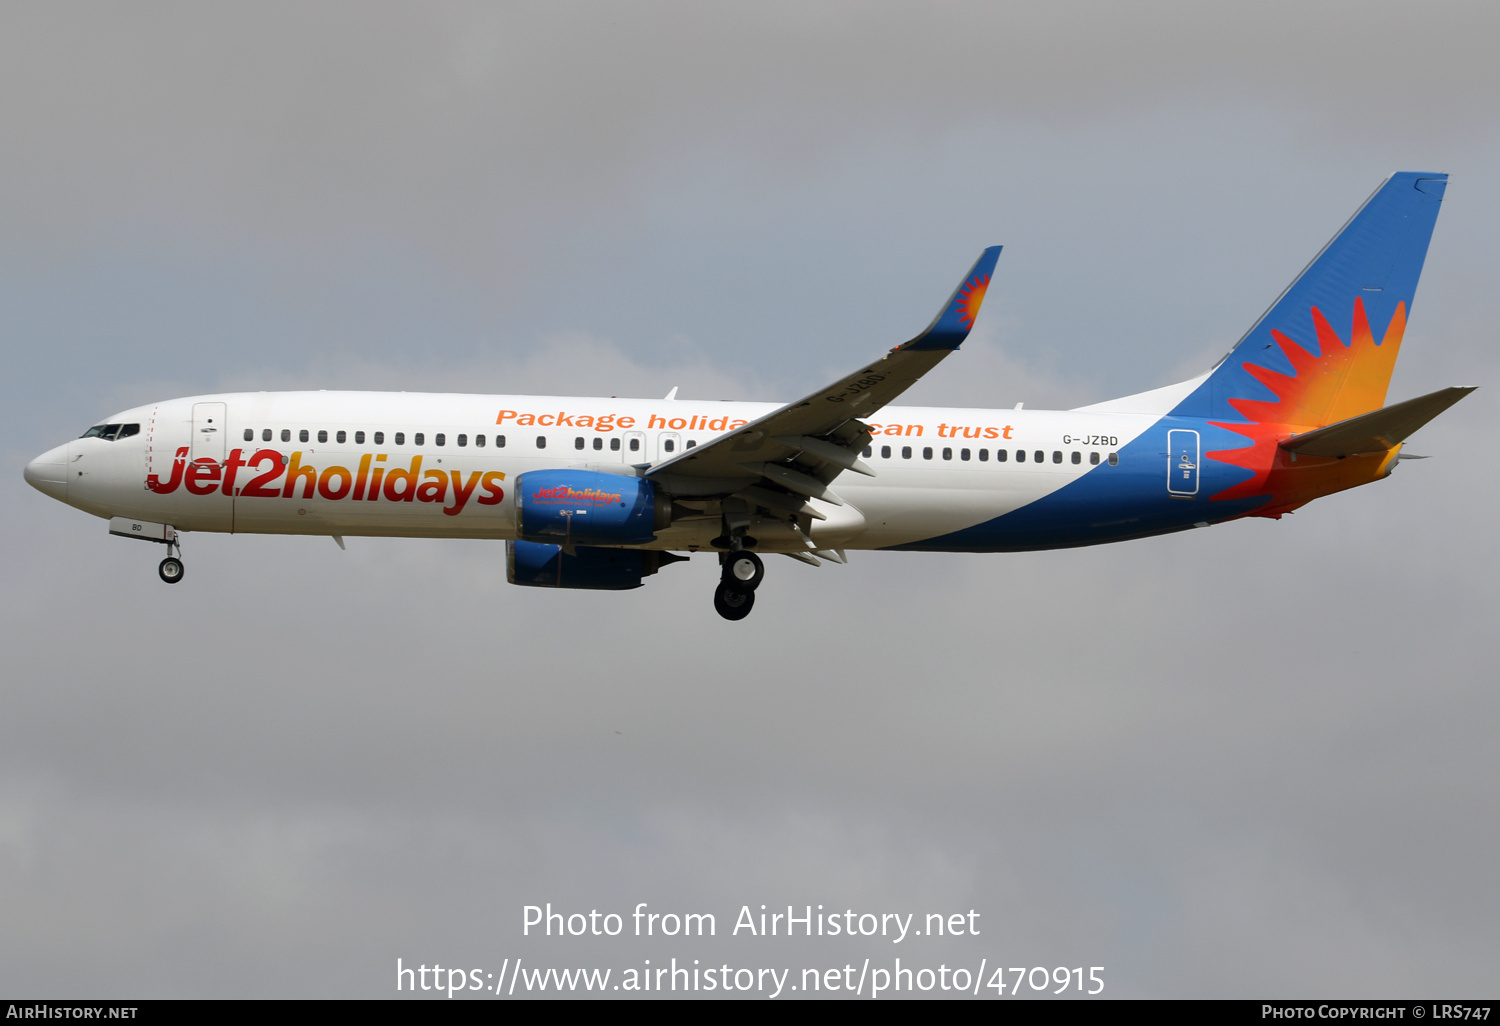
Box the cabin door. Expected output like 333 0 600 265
1167 429 1199 498
191 402 227 464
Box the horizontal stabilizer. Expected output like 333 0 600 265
1280 386 1475 457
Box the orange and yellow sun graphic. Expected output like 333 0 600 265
1207 297 1407 513
955 273 990 329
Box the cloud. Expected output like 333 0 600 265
5 1 1498 261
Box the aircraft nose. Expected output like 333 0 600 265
24 443 70 500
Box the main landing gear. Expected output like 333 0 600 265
713 550 763 621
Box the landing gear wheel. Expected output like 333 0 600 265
158 557 184 584
713 580 755 621
722 551 765 590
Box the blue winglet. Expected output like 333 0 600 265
902 245 1002 351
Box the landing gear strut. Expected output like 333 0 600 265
713 550 764 621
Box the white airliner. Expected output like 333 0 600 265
25 173 1472 619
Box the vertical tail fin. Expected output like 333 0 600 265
1172 172 1447 427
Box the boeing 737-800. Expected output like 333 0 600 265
24 172 1472 619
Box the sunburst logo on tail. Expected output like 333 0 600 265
955 273 990 329
1207 297 1407 507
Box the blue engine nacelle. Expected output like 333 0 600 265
507 540 685 590
515 469 668 546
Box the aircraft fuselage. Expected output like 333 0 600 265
26 389 1395 554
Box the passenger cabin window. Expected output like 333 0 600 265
355 431 366 444
663 439 675 453
395 432 405 445
300 429 309 442
374 431 385 444
318 430 329 443
610 438 621 451
536 436 546 449
1035 450 1045 463
592 437 603 450
1071 451 1081 464
457 434 467 447
686 439 697 448
574 436 584 450
629 438 640 452
902 446 912 459
1052 451 1062 464
961 448 971 461
881 445 891 459
496 435 506 447
979 449 989 461
863 446 873 458
1015 450 1025 462
922 447 933 459
942 447 952 460
336 430 347 443
475 434 485 447
414 432 424 445
1108 452 1119 466
1090 452 1100 465
995 449 1006 462
243 429 253 441
262 429 272 442
279 429 289 442
434 433 445 446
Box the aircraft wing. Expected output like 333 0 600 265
646 246 1001 509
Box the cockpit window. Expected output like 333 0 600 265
79 423 139 441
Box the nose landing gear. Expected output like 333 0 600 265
107 518 185 585
714 550 764 621
157 533 185 584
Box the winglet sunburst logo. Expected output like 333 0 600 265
955 273 990 329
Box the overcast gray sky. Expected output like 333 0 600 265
2 1 1497 998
